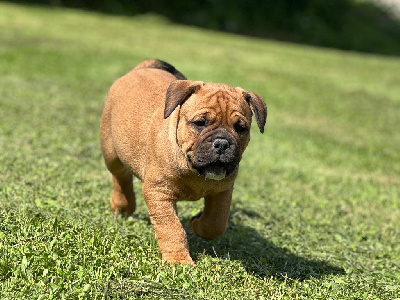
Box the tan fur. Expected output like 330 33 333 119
100 60 266 265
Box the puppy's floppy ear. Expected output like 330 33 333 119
164 80 204 119
241 90 267 133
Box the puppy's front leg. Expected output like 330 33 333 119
189 188 233 240
143 186 194 265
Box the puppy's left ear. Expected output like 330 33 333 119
164 80 204 119
241 91 267 133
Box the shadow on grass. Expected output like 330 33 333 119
184 208 345 281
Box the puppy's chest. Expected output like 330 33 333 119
176 177 230 201
173 181 204 201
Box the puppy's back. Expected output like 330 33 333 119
134 59 187 80
101 61 181 179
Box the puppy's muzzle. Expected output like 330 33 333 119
188 131 239 180
213 138 230 155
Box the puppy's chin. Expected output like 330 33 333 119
203 166 227 181
186 155 228 180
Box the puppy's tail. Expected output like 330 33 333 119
134 59 187 80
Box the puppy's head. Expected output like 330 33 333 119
164 80 267 180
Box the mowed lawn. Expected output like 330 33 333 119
1 2 400 299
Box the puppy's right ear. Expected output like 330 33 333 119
164 80 203 119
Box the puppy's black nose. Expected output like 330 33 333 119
213 138 230 154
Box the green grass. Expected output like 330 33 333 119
1 2 400 299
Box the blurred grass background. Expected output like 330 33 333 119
6 0 400 55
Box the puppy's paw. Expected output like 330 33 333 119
111 192 136 216
162 252 196 266
188 211 203 236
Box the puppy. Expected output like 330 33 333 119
100 59 266 264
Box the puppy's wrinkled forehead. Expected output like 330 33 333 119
182 83 251 117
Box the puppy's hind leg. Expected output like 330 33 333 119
102 147 136 215
101 103 136 216
109 161 136 215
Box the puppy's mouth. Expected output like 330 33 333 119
187 155 236 181
199 162 228 181
186 130 240 181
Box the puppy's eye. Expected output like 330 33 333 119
234 122 249 134
191 119 206 128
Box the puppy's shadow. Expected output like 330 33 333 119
183 208 345 280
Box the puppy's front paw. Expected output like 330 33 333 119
162 252 195 266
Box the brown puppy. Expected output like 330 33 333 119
100 59 267 265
